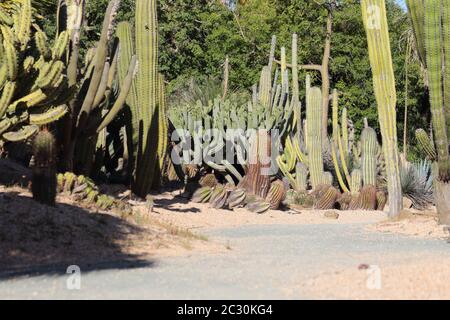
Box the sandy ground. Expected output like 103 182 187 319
297 257 450 299
0 186 224 272
147 192 388 230
367 208 450 240
149 192 450 241
2 180 450 299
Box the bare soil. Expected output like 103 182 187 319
296 258 450 300
0 186 222 272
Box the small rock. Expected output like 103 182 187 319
324 211 339 219
358 263 370 270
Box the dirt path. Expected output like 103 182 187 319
1 214 449 299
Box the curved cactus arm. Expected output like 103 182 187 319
331 142 350 193
331 89 351 187
276 155 297 190
95 55 137 133
292 138 308 165
76 0 120 129
2 124 38 142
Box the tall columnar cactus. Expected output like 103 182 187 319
0 0 70 142
59 0 137 175
306 86 325 189
361 126 378 186
361 0 403 217
406 0 450 224
116 0 166 197
32 129 57 206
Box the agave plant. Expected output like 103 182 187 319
400 160 434 210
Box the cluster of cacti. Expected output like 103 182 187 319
56 171 131 212
58 0 137 176
114 0 168 197
280 80 387 211
406 0 450 224
170 35 296 213
361 0 403 217
192 172 286 213
31 129 56 205
0 0 70 142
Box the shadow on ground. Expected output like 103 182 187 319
0 191 154 280
154 196 201 213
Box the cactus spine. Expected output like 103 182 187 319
32 130 57 206
361 0 403 217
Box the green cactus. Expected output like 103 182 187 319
246 199 271 214
337 192 352 210
376 190 387 211
209 185 229 209
0 0 71 142
314 185 340 210
361 126 378 186
306 86 325 189
192 186 213 203
358 185 377 211
415 128 437 161
362 0 403 217
32 129 57 206
199 173 218 188
266 180 286 210
56 171 131 212
115 0 166 197
58 0 137 175
350 169 362 194
406 0 450 224
227 188 246 209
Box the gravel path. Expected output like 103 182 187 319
1 221 449 299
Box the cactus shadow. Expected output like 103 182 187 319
0 191 155 280
154 196 201 213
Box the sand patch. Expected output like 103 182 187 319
0 186 223 272
141 192 387 230
296 258 450 299
367 209 450 240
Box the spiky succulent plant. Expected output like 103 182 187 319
400 160 434 210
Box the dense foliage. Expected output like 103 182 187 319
39 0 428 156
